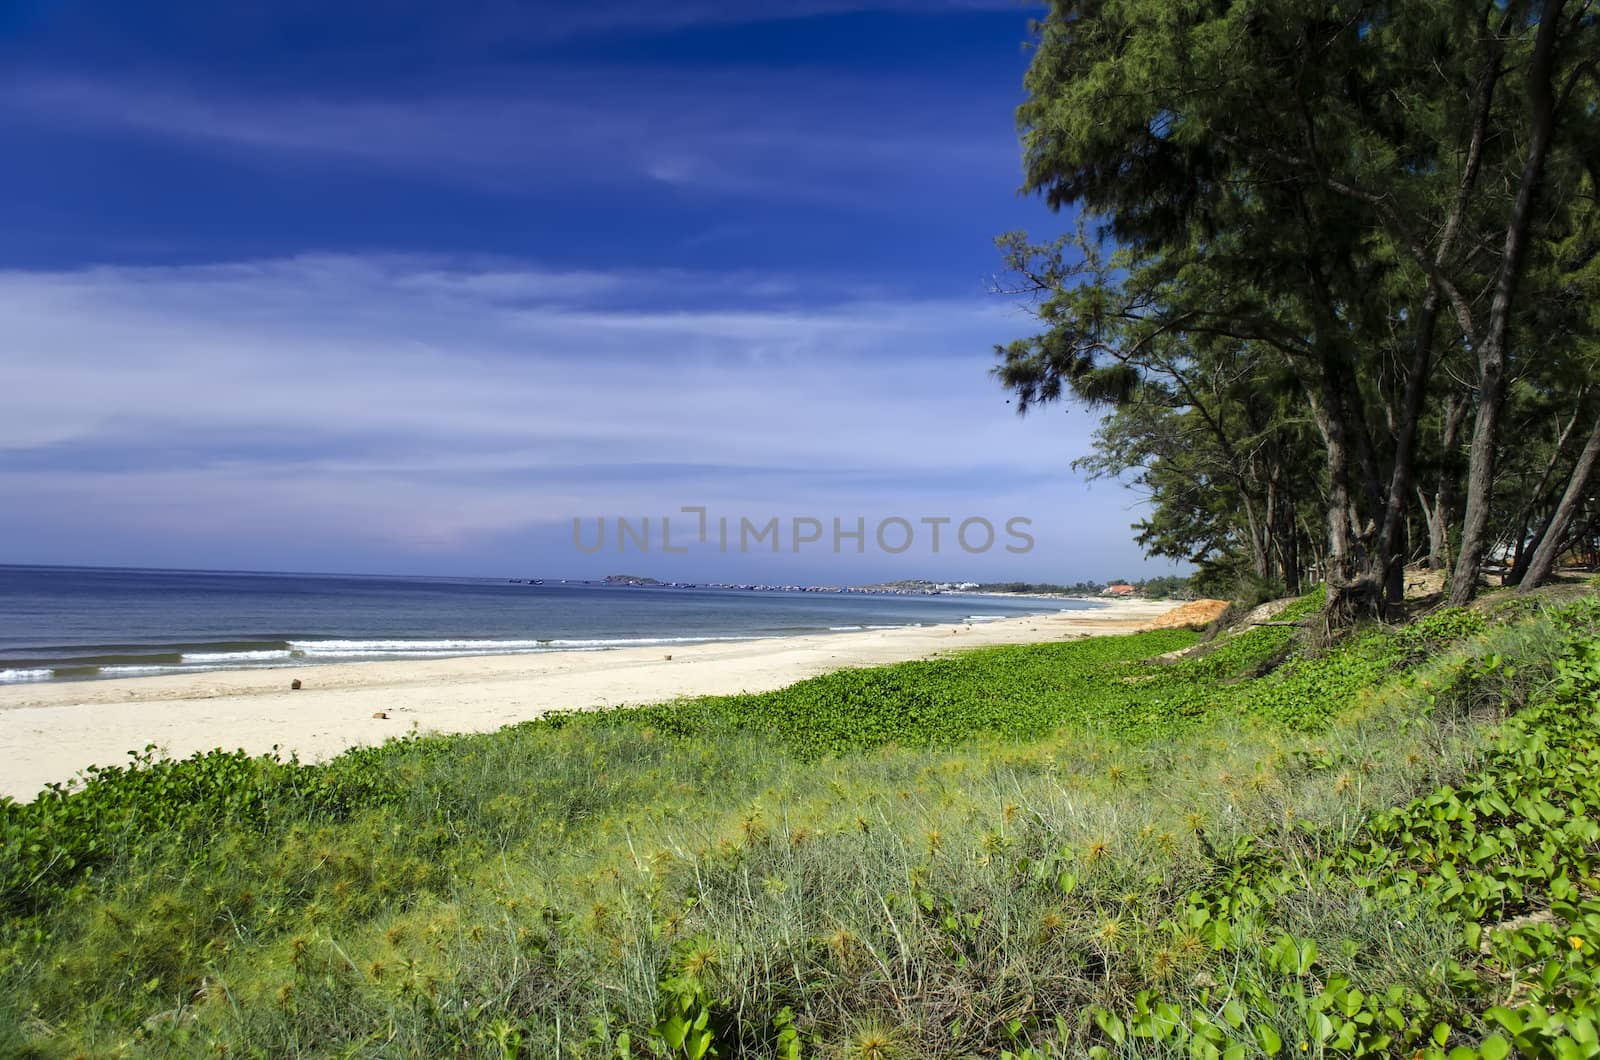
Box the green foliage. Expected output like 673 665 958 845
0 744 404 918
1057 598 1600 1059
1135 574 1193 600
976 576 1195 599
996 0 1600 609
2 592 1598 1057
1243 607 1490 731
978 580 1104 595
1224 572 1292 609
704 628 1197 757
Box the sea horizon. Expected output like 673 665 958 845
0 564 1097 684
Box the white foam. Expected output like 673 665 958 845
304 648 546 659
0 668 52 683
828 625 865 631
541 635 765 648
184 649 295 663
290 638 551 654
99 665 173 676
964 614 1009 622
287 635 766 656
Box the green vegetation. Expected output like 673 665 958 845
979 581 1107 596
978 576 1195 600
996 0 1600 615
5 588 1600 1056
1135 576 1193 601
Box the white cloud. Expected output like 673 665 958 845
0 254 1159 577
7 68 1016 203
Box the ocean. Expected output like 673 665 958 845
0 565 1094 683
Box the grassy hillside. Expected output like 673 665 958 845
3 589 1599 1057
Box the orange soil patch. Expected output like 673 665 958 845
1142 599 1231 631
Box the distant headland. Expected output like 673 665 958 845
501 575 1195 599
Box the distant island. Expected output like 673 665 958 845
602 574 663 587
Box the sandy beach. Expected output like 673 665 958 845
0 597 1178 800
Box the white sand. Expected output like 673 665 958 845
0 598 1179 800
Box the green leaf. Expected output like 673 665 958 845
1094 1009 1127 1046
1479 1033 1511 1060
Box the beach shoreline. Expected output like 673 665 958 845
0 597 1179 801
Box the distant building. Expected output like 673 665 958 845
1100 583 1138 597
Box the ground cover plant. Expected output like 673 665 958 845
2 588 1598 1057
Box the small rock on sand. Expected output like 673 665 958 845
371 711 388 719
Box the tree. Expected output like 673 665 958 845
996 0 1600 619
1518 411 1600 589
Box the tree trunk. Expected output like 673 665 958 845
1310 368 1383 623
1241 492 1270 582
1510 512 1534 582
1275 475 1302 595
1518 412 1600 592
1428 496 1452 570
1427 392 1470 569
1283 531 1302 595
1376 293 1439 606
1298 510 1323 588
1508 398 1588 584
1378 21 1499 592
1449 0 1566 606
1509 508 1554 585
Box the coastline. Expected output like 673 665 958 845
0 597 1179 801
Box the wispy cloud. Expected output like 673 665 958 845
0 0 1142 579
36 0 1038 52
527 0 1037 37
6 67 1017 204
0 255 1039 467
0 254 1133 575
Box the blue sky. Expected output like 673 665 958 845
0 0 1178 583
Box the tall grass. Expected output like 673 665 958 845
1 591 1595 1057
